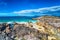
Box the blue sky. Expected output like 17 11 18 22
0 0 60 16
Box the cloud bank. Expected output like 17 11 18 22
13 6 60 16
13 6 60 14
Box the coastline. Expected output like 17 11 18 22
0 16 60 40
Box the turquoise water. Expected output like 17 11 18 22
0 16 37 23
0 14 60 23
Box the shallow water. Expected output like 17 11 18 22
0 16 37 23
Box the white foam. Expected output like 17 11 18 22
16 22 28 24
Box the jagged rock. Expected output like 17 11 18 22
13 24 48 40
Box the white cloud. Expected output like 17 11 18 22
13 9 41 13
13 6 60 14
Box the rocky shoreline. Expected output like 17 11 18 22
0 23 48 40
0 16 60 40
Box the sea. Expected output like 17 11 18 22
0 14 60 23
0 16 38 23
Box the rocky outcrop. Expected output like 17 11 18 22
0 16 60 40
0 23 48 40
13 24 48 40
33 16 60 28
33 16 60 40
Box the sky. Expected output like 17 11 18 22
0 0 60 16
